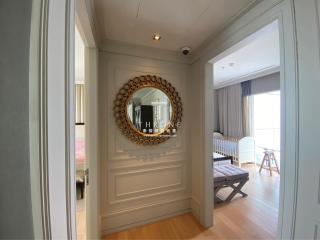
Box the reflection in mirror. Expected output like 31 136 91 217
127 87 172 134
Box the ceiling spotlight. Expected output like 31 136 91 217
153 33 161 41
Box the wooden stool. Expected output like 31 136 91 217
259 150 280 176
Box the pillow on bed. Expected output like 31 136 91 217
213 132 223 139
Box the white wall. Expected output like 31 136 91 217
189 60 209 225
293 0 320 238
98 44 192 234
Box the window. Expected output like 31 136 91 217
253 91 280 162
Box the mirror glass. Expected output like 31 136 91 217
127 87 172 134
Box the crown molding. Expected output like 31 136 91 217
214 66 280 89
99 39 192 65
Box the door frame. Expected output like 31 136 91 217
33 0 77 238
34 0 299 238
30 0 99 238
200 0 299 238
76 0 100 239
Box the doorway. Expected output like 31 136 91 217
35 0 300 238
75 25 87 240
211 20 282 238
74 12 100 237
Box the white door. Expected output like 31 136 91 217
84 47 99 239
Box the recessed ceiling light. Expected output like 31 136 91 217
153 33 161 41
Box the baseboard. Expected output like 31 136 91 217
101 198 191 235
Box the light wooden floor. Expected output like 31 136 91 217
76 197 86 240
103 165 280 240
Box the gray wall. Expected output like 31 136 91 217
0 0 34 238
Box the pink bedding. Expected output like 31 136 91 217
76 139 86 165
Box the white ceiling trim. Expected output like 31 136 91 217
99 39 192 64
214 66 280 89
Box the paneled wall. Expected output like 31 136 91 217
98 51 191 234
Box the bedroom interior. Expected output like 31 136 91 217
2 0 320 239
75 26 87 240
210 19 281 238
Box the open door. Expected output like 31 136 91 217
84 47 99 239
75 0 99 238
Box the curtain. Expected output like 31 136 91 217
242 96 253 136
218 87 228 135
241 81 253 136
217 83 243 138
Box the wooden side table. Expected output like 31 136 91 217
259 149 280 176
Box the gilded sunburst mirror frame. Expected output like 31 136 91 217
113 75 183 145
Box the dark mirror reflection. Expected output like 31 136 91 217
127 87 172 134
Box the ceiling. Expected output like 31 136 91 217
93 0 256 52
213 20 280 89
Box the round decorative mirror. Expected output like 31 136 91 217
127 87 173 135
114 75 183 145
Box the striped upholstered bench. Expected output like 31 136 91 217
214 164 249 203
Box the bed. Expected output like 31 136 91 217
213 132 255 167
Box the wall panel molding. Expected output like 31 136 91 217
103 197 190 218
101 198 191 234
109 164 186 202
108 158 186 171
100 51 190 232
